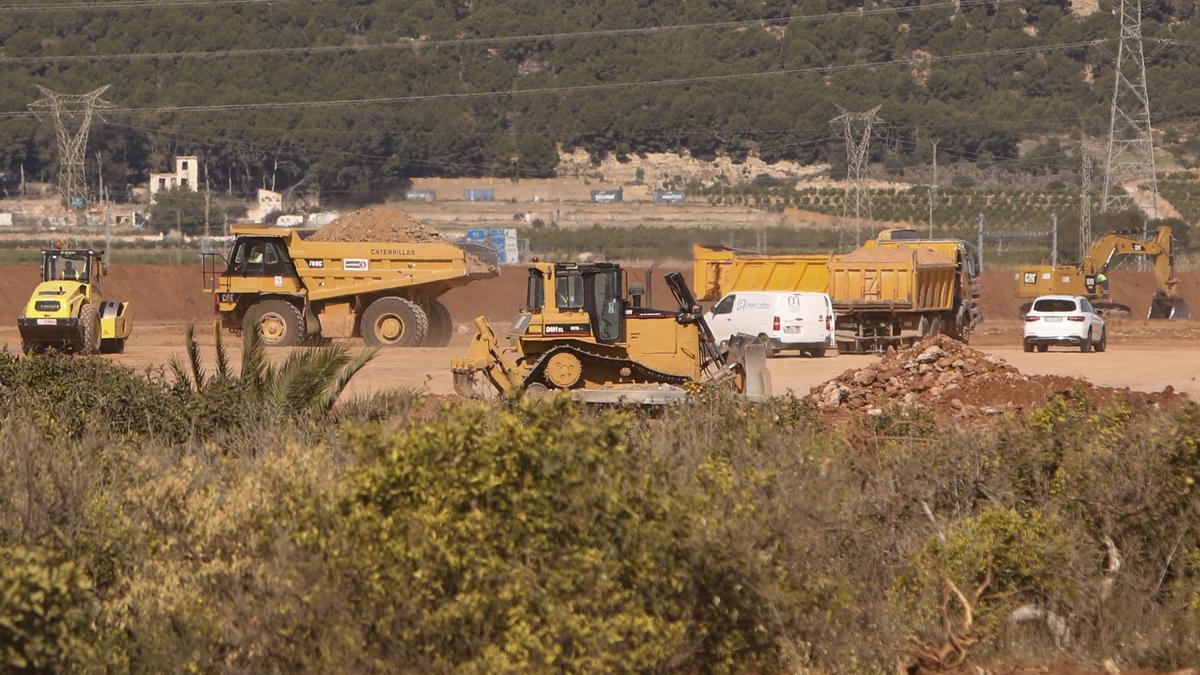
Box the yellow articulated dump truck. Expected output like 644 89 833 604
204 226 498 347
17 248 132 355
693 228 982 353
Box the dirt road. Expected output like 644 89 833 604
3 319 1194 401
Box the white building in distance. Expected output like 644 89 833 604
149 156 200 198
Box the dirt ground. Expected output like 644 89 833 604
1 261 1197 402
2 317 1195 402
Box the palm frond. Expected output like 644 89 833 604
239 317 267 390
279 346 353 415
213 320 230 380
167 355 194 389
184 324 206 389
320 347 379 415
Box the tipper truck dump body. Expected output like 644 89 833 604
693 228 981 353
828 246 959 352
692 244 829 300
206 225 498 347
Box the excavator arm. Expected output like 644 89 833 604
1084 226 1188 319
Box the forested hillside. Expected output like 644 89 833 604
1 0 1199 198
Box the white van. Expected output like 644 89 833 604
705 291 835 357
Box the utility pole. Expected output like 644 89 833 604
1101 0 1159 235
28 86 113 225
928 138 938 237
1051 213 1059 267
831 105 882 247
203 157 212 239
976 213 985 272
1080 149 1093 258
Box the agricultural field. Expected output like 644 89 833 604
700 185 1082 231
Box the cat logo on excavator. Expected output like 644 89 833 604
451 262 771 404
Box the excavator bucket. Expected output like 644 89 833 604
1148 295 1191 320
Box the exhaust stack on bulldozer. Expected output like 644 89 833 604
451 262 770 404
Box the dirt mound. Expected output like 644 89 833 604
807 334 1184 420
309 207 444 243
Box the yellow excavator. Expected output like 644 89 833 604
1014 225 1189 319
451 261 771 404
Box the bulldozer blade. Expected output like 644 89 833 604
721 341 772 401
453 370 497 399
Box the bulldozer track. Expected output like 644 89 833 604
522 344 691 390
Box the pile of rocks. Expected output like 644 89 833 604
808 335 1048 417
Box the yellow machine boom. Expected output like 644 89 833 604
1013 226 1188 319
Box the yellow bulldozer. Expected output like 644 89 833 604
17 248 133 355
1013 225 1189 319
451 261 771 404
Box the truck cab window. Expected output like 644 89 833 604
555 273 584 310
526 270 544 310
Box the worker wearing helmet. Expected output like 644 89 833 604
1096 271 1109 298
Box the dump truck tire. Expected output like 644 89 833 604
362 297 428 347
247 299 305 347
425 299 454 347
77 303 100 354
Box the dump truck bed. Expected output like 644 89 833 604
226 226 497 301
828 247 956 312
692 244 829 302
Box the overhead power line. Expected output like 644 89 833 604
0 0 299 12
0 0 1018 63
0 39 1106 119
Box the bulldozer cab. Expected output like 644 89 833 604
43 250 100 287
525 263 626 343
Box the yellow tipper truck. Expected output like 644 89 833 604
205 225 498 347
693 228 982 352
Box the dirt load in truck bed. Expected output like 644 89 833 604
309 208 445 243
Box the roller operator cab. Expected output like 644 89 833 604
17 249 133 355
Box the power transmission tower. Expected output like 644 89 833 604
28 85 113 216
1080 149 1093 258
1100 0 1159 228
831 105 882 246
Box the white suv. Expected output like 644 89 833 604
1023 295 1107 353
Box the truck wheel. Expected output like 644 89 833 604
424 299 454 347
77 303 100 355
362 297 428 347
21 341 45 356
807 347 827 358
247 300 305 347
1023 341 1034 353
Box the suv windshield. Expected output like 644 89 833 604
44 251 91 283
1033 298 1078 313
